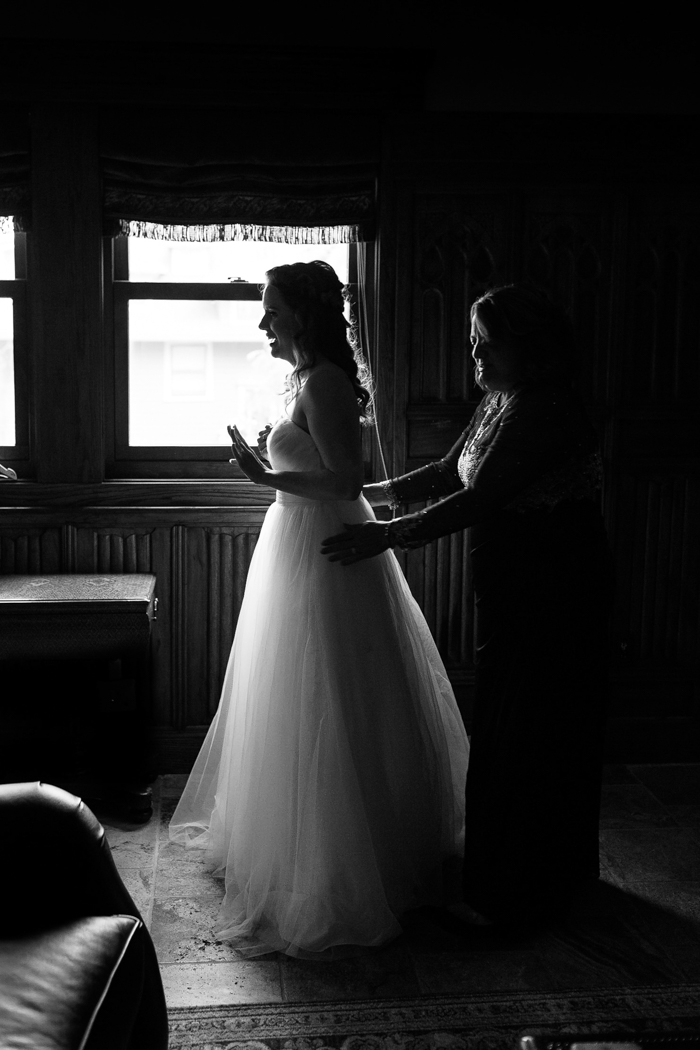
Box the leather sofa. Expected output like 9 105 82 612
0 781 168 1050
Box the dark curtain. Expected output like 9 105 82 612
100 106 381 241
0 107 30 228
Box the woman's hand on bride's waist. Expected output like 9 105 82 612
321 521 394 565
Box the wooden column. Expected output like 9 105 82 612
28 103 103 483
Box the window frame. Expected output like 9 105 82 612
105 235 361 481
0 232 30 474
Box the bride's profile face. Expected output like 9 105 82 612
259 284 299 367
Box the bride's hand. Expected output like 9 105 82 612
257 424 273 463
228 425 270 485
321 521 392 565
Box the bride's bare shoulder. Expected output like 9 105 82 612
293 362 358 430
302 361 353 398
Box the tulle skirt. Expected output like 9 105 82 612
169 491 469 958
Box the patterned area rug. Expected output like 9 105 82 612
168 985 700 1050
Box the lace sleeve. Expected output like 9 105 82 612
387 385 602 550
380 414 478 509
388 490 479 550
381 461 462 510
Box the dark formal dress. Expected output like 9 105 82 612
387 381 611 923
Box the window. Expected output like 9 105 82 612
106 236 353 479
0 223 28 468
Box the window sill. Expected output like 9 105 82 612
0 479 277 510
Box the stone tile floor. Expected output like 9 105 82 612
101 764 700 1009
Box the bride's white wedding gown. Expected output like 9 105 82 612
169 415 469 958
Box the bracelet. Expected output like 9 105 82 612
386 513 428 551
380 479 401 511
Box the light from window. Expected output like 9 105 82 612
128 239 349 284
0 298 14 445
128 299 290 446
0 226 14 280
167 344 210 399
126 240 349 447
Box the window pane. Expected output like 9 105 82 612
0 298 14 444
128 239 349 284
0 226 14 280
125 240 350 451
129 299 290 446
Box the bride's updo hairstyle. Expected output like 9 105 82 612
264 260 374 424
471 284 577 386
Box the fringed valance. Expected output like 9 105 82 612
118 221 362 244
101 106 379 242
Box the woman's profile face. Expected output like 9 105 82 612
470 316 524 394
259 283 299 367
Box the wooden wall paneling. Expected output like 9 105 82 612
182 525 210 728
421 528 474 664
171 523 261 731
0 528 63 574
607 460 700 758
399 189 514 698
383 182 414 480
604 193 700 757
73 525 154 575
147 526 172 728
679 476 700 660
61 524 77 572
410 192 509 407
205 527 260 722
654 477 682 661
446 526 476 726
207 528 225 722
405 191 512 468
446 527 473 666
612 468 700 667
403 520 475 696
519 191 615 409
405 512 431 627
170 523 188 731
434 529 451 651
402 521 475 726
622 199 700 406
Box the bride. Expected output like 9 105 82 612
169 260 469 959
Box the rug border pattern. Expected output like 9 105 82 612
168 984 700 1043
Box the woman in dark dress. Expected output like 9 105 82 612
322 284 612 927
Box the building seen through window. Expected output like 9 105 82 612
126 239 350 448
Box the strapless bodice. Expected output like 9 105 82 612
268 416 323 473
267 416 334 506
